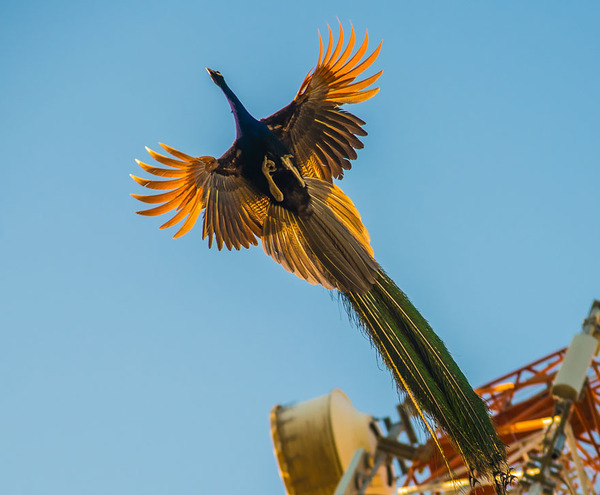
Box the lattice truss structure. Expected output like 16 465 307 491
397 348 600 494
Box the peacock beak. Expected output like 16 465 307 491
206 68 220 84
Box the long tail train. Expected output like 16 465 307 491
342 271 510 491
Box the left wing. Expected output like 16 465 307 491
131 143 269 250
262 23 382 182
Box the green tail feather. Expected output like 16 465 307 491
342 269 510 492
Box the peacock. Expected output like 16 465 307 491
131 24 510 492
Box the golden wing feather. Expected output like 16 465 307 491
262 22 382 181
131 144 268 245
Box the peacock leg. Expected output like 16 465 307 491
281 154 306 187
262 155 284 202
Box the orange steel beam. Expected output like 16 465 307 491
400 347 600 493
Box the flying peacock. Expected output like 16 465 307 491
131 24 510 492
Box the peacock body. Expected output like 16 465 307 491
131 24 510 492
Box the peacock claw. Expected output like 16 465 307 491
281 154 306 187
262 155 284 202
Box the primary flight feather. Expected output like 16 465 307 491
131 23 510 492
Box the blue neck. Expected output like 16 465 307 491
219 81 258 139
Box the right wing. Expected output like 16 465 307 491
262 24 382 182
131 143 269 250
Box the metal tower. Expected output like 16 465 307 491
271 301 600 495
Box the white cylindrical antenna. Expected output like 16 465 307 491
552 301 600 401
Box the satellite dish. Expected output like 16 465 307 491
270 389 395 495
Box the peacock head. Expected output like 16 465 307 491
205 67 253 131
206 68 226 88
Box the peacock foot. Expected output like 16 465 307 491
262 155 284 202
281 154 306 187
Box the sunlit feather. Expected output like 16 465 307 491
264 24 382 180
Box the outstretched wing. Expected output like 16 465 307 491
132 145 377 293
131 144 269 250
262 23 382 182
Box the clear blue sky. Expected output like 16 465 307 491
1 1 599 493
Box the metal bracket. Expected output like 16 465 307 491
334 449 370 495
583 300 600 339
